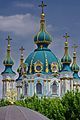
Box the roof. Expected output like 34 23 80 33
61 54 72 64
1 66 16 75
0 105 49 120
25 48 61 74
73 72 80 80
71 63 79 72
61 64 72 72
34 30 52 45
34 12 52 48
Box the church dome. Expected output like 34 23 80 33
25 48 61 74
61 40 72 64
71 63 79 72
1 35 16 75
61 55 72 64
34 31 52 45
25 3 61 74
34 13 52 48
34 14 52 46
71 49 79 72
0 106 49 120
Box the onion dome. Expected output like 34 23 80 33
0 106 49 120
1 35 16 75
34 2 52 48
25 1 61 75
61 33 72 72
71 45 80 79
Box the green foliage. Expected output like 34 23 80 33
61 90 80 120
15 95 65 120
0 99 10 107
0 90 80 120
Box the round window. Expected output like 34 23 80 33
36 65 41 71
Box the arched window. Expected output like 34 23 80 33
36 83 42 94
24 82 28 95
52 81 57 95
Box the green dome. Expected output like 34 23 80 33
3 57 14 66
61 55 72 64
34 13 52 48
34 30 52 46
25 48 61 74
71 63 79 72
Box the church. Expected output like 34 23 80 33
1 1 80 100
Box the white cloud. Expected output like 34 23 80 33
0 14 39 36
0 14 53 37
16 3 34 8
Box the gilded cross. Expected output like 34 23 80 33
38 1 47 13
72 44 78 52
19 46 25 55
63 33 70 42
6 35 12 45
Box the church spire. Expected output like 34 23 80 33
61 33 72 64
71 44 80 79
17 46 26 79
19 46 25 65
39 1 47 31
72 44 78 64
1 35 16 75
3 35 14 66
6 35 12 64
63 33 70 55
34 1 52 48
71 44 79 73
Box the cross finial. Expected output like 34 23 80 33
38 1 47 13
72 44 78 52
6 35 12 45
19 46 25 55
63 33 70 42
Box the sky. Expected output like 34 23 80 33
0 0 80 98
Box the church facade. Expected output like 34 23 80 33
1 1 80 100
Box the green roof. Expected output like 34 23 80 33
1 66 16 75
25 48 61 74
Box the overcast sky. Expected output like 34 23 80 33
0 0 80 98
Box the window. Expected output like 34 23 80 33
51 63 58 72
24 82 28 95
34 60 43 73
36 83 42 94
52 81 57 95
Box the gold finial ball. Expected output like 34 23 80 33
65 41 68 46
42 13 45 16
41 13 45 20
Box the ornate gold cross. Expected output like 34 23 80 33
38 1 47 13
6 35 12 45
63 33 70 42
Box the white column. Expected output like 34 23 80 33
48 80 51 96
44 80 46 96
2 81 4 98
31 80 34 96
28 81 30 96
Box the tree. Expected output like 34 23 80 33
62 90 80 120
